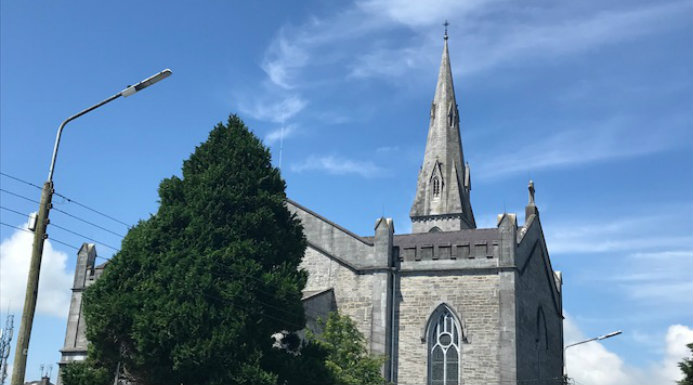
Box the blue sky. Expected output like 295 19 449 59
1 1 691 384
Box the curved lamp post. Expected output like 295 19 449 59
11 69 172 385
564 330 622 382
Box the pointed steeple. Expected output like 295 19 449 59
410 28 475 232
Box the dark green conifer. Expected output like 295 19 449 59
81 115 308 385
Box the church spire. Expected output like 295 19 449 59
410 27 476 233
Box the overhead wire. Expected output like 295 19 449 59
1 204 118 256
0 205 28 218
49 223 120 252
0 172 42 190
52 191 131 228
1 188 127 237
51 207 125 238
1 171 131 229
0 222 77 251
0 188 39 205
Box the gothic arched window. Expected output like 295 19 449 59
432 176 441 198
428 305 461 385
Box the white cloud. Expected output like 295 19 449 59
262 30 310 90
475 113 688 180
458 1 690 76
241 0 691 146
545 209 693 312
291 154 386 178
343 0 692 79
546 212 693 255
356 0 497 27
0 223 73 318
375 145 399 153
565 317 632 385
657 325 693 382
565 316 693 385
238 94 307 124
264 124 297 145
349 46 425 79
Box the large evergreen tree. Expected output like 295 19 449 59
82 115 308 385
679 343 693 385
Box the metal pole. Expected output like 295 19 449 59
10 68 171 385
563 330 622 382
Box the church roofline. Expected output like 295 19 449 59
301 288 334 301
286 198 374 246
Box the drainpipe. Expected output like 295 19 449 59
389 262 398 382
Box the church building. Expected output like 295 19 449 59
59 33 564 385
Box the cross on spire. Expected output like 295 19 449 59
443 20 449 40
528 180 536 205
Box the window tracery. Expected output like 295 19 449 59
428 306 460 385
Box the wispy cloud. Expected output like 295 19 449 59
547 211 693 254
547 209 693 309
242 0 691 148
356 0 498 27
375 145 400 153
291 154 386 178
237 94 307 124
346 0 692 79
264 124 297 145
475 114 689 180
262 29 311 90
458 1 691 76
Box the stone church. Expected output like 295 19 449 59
58 34 564 385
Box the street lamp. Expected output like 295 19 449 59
564 330 622 382
11 69 172 385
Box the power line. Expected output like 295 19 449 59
0 189 39 205
0 172 41 190
0 188 125 237
0 222 76 250
53 191 131 228
0 206 28 219
49 223 120 252
1 205 120 252
0 222 110 261
1 171 131 229
49 238 80 251
51 207 125 238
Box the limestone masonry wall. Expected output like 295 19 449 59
299 247 378 344
396 273 501 385
515 217 564 384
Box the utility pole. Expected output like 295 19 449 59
0 314 14 385
11 69 172 385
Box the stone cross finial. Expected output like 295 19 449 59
528 180 535 204
443 20 449 40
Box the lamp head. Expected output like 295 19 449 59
121 69 172 97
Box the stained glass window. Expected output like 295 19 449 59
428 306 460 385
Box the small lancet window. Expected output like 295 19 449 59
432 176 441 198
428 306 461 385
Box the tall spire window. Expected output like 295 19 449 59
428 305 461 385
432 176 441 199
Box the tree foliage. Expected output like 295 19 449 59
308 312 386 385
81 115 308 385
61 360 111 385
679 343 693 385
